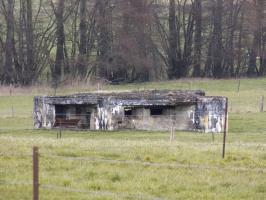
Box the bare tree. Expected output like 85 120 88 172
96 0 112 79
52 0 66 84
180 1 195 77
205 0 223 78
0 19 4 80
77 0 88 77
235 8 245 76
192 0 202 77
0 0 265 85
223 0 242 77
245 0 265 76
25 0 34 83
168 0 179 79
257 0 266 76
3 0 15 84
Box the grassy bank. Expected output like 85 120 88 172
0 130 265 200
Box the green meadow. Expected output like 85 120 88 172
0 78 266 199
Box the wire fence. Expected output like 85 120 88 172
40 184 166 200
0 179 165 200
0 180 32 186
0 147 265 200
41 153 266 173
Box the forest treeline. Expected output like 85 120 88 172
0 0 265 86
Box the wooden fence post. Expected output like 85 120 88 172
33 146 39 200
222 98 228 159
60 120 62 138
169 116 175 142
260 96 264 112
11 105 14 118
237 80 241 92
10 84 14 118
57 120 62 139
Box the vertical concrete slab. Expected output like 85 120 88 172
196 97 227 133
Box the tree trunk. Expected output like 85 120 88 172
97 0 112 79
17 0 25 83
77 0 88 78
235 11 244 76
223 0 237 77
257 0 265 76
212 0 223 78
168 0 178 79
25 0 34 84
192 0 202 77
53 0 65 84
181 2 194 77
4 0 15 84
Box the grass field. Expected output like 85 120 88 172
0 78 266 199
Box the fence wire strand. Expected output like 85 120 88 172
41 154 266 173
0 153 32 157
41 184 166 200
0 179 31 186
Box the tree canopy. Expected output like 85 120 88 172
0 0 265 85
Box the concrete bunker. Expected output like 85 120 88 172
33 90 227 133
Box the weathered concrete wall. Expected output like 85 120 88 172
34 97 97 129
95 104 124 130
196 97 227 133
34 97 55 129
33 97 42 128
92 97 227 132
118 105 196 131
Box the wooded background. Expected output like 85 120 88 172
0 0 265 86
